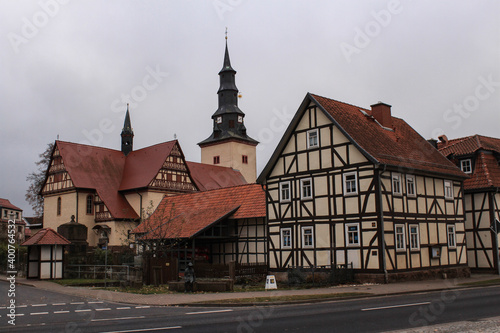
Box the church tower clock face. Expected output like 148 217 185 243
216 116 222 124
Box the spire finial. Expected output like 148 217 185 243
225 27 228 40
127 103 129 111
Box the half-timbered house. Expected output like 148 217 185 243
438 135 500 273
257 93 469 282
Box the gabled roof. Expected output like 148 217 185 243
438 135 500 157
438 135 500 190
119 141 177 191
133 183 265 239
258 93 466 183
56 141 138 220
0 198 22 211
21 228 71 246
186 161 247 191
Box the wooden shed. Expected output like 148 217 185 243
21 228 71 279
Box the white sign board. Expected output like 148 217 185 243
265 275 277 290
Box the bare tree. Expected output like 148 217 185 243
25 142 54 217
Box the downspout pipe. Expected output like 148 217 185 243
377 165 389 284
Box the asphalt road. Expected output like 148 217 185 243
1 282 500 332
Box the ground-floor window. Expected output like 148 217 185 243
345 223 360 246
447 225 456 248
281 228 292 249
301 226 314 248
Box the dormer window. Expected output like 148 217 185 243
460 159 472 174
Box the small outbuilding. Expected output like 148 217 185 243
21 228 71 279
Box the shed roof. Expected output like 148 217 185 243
21 228 71 246
133 183 265 239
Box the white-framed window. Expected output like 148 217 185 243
460 159 472 174
409 224 420 250
345 223 360 246
216 116 222 124
300 178 313 200
279 181 291 203
444 180 454 200
447 225 456 248
392 173 402 195
238 115 243 123
343 172 358 196
406 175 416 197
301 226 314 248
395 224 406 251
281 228 292 249
307 129 319 149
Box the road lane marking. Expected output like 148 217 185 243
361 301 431 311
31 312 49 315
89 301 104 304
135 306 150 308
54 311 70 314
53 303 66 306
75 309 92 312
96 308 112 311
117 307 131 310
17 305 27 308
91 316 145 322
100 326 182 332
32 304 47 307
186 309 233 315
71 302 85 305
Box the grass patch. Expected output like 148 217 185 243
53 279 119 286
459 278 500 287
97 284 172 295
193 292 371 304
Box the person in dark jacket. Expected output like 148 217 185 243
184 262 195 292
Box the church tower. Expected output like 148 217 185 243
121 105 134 156
198 37 258 183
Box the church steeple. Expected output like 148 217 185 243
198 34 258 183
198 37 258 147
121 105 134 156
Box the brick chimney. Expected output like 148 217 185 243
371 102 392 129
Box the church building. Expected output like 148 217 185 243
40 39 256 250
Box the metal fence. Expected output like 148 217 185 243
287 263 354 286
65 264 133 281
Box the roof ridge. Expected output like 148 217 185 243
310 93 369 111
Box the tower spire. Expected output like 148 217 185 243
121 104 134 156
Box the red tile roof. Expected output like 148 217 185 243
186 161 247 191
56 141 138 220
438 135 500 156
258 94 466 182
310 94 466 178
133 183 265 239
438 135 500 190
119 141 177 191
21 228 71 246
0 198 22 211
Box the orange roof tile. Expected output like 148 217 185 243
438 135 500 190
186 161 247 191
133 183 265 239
21 228 71 246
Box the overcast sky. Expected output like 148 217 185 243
1 1 499 216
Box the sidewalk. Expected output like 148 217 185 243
1 273 499 307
